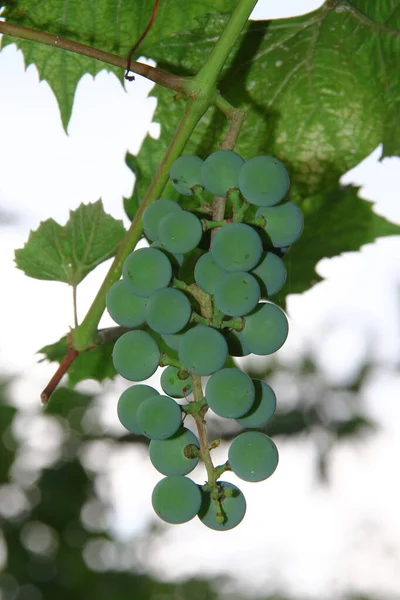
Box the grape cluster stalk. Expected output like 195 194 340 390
107 150 303 530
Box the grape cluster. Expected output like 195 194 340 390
107 150 303 531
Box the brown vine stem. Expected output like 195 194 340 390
41 347 79 405
0 21 188 93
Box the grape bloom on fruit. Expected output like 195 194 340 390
107 149 303 531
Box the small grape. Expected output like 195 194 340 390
205 368 255 418
214 271 260 317
239 155 290 206
179 325 228 376
161 366 192 398
161 332 185 351
228 431 278 482
235 380 276 428
112 330 160 381
226 329 251 357
170 155 204 196
152 476 202 524
149 428 200 476
211 223 262 272
143 199 182 241
194 252 227 295
256 202 304 247
146 288 192 335
241 302 288 355
201 150 244 196
117 384 159 434
159 211 203 254
150 240 184 268
136 395 182 440
123 247 172 297
251 252 287 297
198 481 246 531
106 279 147 328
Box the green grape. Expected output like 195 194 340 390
161 366 192 398
228 431 278 482
256 202 304 247
117 384 159 434
112 330 160 381
239 155 290 207
161 332 184 351
211 223 262 272
150 240 184 268
199 481 246 531
149 427 200 476
123 247 172 297
152 476 202 524
201 150 244 197
158 211 203 254
242 302 288 355
146 288 192 335
179 325 228 376
143 199 182 241
235 380 276 428
170 155 204 196
194 252 227 295
106 279 147 328
226 330 251 357
251 252 287 297
136 394 182 440
205 368 255 418
214 271 260 317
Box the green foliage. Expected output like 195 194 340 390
15 201 125 285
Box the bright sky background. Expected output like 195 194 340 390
1 0 400 598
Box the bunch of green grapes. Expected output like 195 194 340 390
106 150 303 531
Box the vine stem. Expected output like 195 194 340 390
0 20 188 93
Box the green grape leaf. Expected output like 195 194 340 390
284 184 400 295
123 152 142 221
1 0 234 128
39 336 116 387
15 201 125 285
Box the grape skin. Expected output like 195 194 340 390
150 240 184 268
149 428 200 476
106 279 147 328
239 155 290 207
161 366 192 398
122 247 172 297
251 252 287 297
159 211 203 254
205 368 255 418
198 481 246 531
117 385 159 435
136 395 182 440
211 223 262 272
112 330 160 381
228 431 279 482
152 476 202 524
235 380 276 428
242 302 288 355
143 199 182 241
256 202 304 247
178 325 228 376
146 288 192 335
194 252 227 295
201 150 244 197
214 271 260 317
170 155 204 196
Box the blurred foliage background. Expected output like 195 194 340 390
0 346 394 600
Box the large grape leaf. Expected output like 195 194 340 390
1 0 235 128
15 201 125 285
